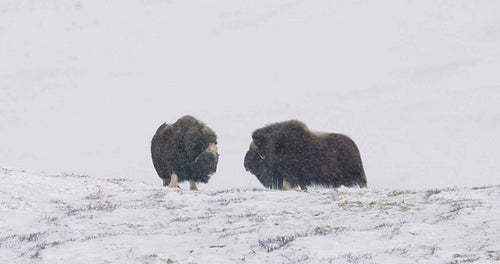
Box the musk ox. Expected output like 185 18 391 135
244 120 367 190
151 115 219 190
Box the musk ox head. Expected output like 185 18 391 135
244 120 308 189
151 115 219 189
244 120 367 190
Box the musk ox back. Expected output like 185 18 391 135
151 115 219 190
244 120 367 190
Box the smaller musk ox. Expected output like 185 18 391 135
151 115 219 190
244 120 367 190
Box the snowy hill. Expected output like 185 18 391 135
1 168 499 263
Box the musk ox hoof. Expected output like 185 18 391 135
244 120 367 190
151 115 219 189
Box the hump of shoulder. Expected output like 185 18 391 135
170 116 200 135
175 115 199 126
178 115 198 123
326 133 359 150
176 115 212 131
267 120 308 135
279 120 307 131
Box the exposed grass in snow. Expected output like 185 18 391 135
1 168 499 263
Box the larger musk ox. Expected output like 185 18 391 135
151 115 219 190
244 120 367 190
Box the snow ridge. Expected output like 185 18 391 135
1 168 499 263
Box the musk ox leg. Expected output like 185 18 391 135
189 180 198 191
358 182 367 188
282 179 291 191
300 184 308 191
162 179 169 187
169 173 179 188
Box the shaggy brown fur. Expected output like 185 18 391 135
151 115 218 189
244 120 367 190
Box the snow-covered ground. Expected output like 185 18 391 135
1 0 499 189
1 168 499 263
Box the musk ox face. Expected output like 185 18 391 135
244 120 308 189
244 120 367 190
244 141 281 189
151 115 219 190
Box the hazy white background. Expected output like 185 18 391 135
1 0 499 189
